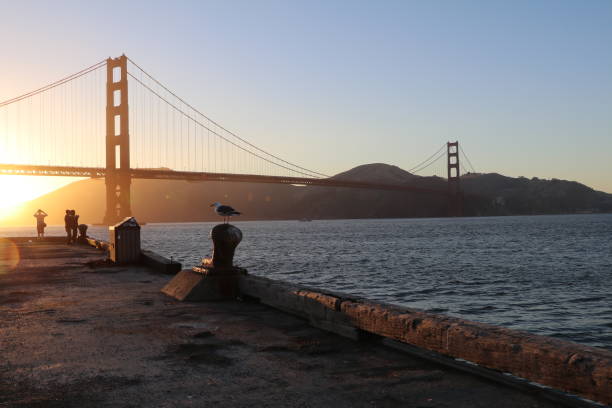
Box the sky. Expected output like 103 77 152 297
0 0 611 214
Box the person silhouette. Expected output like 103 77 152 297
71 210 79 244
64 209 73 244
33 209 48 239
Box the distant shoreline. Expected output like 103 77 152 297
2 211 611 229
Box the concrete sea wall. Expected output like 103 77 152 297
238 274 612 406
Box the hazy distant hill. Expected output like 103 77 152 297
4 164 611 226
333 163 419 183
462 173 612 215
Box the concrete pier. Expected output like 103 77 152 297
0 239 604 407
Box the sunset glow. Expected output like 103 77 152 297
0 2 612 405
0 176 80 219
1 1 611 195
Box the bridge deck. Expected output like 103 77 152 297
0 238 558 407
0 163 448 194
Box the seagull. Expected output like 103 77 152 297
210 202 241 223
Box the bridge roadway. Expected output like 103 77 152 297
0 163 448 195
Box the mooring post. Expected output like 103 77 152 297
77 224 88 244
161 224 247 301
206 224 243 268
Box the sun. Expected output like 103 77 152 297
0 176 37 213
0 175 82 221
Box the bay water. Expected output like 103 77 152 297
2 214 611 350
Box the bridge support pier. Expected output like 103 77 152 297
447 141 463 217
103 55 132 225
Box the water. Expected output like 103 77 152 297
2 214 611 350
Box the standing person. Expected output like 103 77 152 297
64 209 73 244
33 209 48 239
71 210 79 244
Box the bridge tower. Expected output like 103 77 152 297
103 55 132 225
447 141 463 217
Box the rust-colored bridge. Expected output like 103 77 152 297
0 55 467 223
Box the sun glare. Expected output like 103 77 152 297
0 176 46 212
0 176 81 220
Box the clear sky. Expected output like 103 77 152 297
0 0 611 210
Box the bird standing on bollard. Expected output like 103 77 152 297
210 202 241 224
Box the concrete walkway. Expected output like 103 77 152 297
0 239 561 407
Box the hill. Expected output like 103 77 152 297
3 164 611 226
462 173 612 215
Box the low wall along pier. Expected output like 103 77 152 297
235 275 612 406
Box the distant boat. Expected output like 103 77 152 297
298 218 312 222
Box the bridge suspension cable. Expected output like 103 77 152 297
0 54 477 186
407 144 445 173
126 58 329 179
459 144 476 174
0 56 331 180
411 153 446 175
0 60 106 108
407 143 477 178
128 72 326 178
0 60 106 169
408 144 447 176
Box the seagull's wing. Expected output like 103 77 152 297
217 205 235 213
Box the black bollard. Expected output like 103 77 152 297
210 224 243 268
77 224 88 244
162 223 247 301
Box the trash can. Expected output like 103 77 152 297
109 217 141 263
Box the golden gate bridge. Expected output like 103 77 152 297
0 55 476 223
